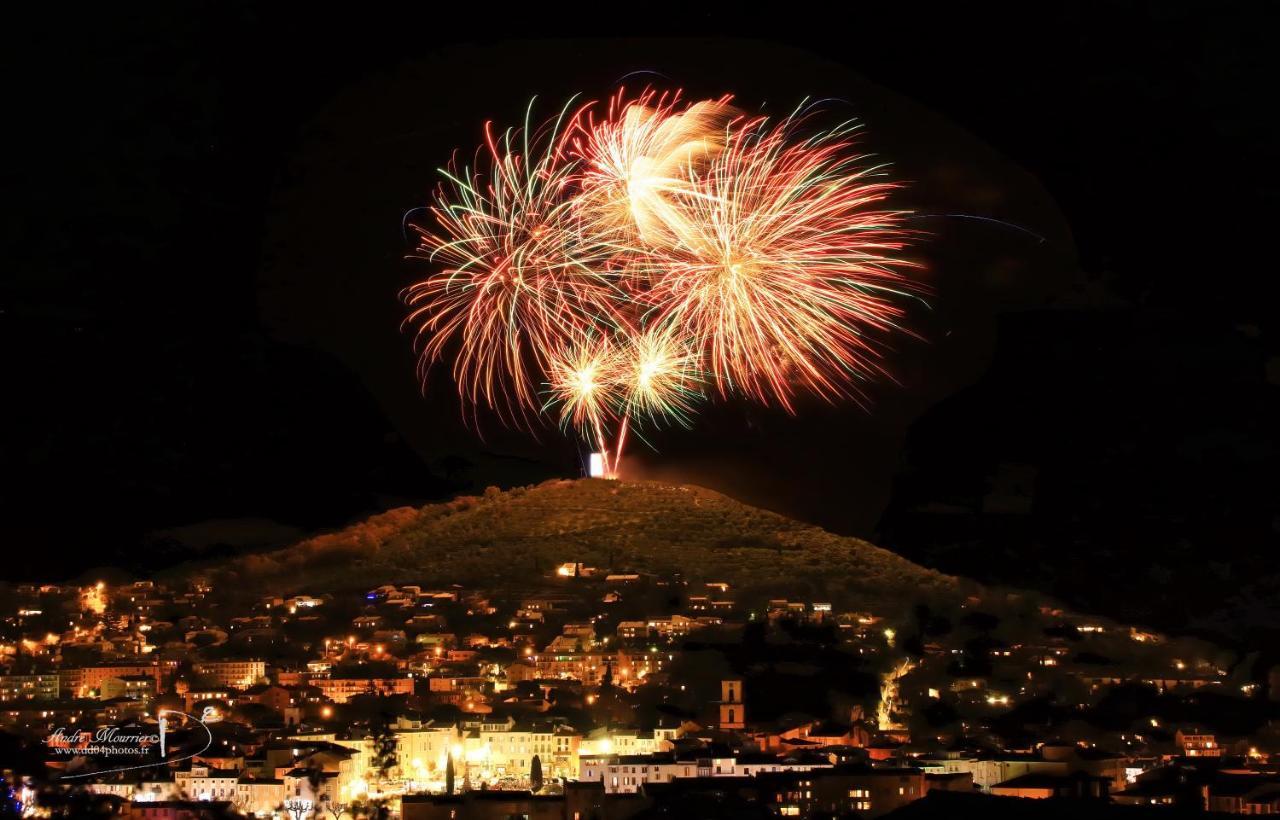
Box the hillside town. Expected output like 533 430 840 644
1 566 1279 819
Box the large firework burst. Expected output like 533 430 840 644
647 110 919 410
406 90 922 475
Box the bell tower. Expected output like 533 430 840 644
718 678 744 730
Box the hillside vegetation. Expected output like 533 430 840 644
203 479 967 613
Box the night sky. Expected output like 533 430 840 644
4 3 1277 628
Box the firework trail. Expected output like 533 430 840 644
406 89 922 476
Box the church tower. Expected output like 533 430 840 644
718 678 744 730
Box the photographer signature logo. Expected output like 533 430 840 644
49 707 215 779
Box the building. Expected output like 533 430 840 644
282 767 341 815
760 766 933 818
1039 743 1130 792
531 649 675 687
0 673 60 702
719 679 744 730
269 736 363 803
314 676 414 704
395 723 463 787
927 755 1069 791
174 765 240 803
120 800 234 819
578 726 677 760
62 664 163 699
533 652 612 685
615 616 704 642
1207 772 1280 813
989 772 1111 800
233 776 286 815
402 791 565 820
584 765 934 818
422 716 587 784
579 751 831 794
101 674 157 701
86 778 178 804
192 660 265 690
1175 728 1222 758
240 683 300 713
617 621 649 640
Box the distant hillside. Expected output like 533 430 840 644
876 308 1279 645
199 479 968 614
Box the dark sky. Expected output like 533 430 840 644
3 4 1277 587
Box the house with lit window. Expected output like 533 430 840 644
101 674 157 701
759 766 931 818
314 676 413 703
0 673 60 702
192 660 265 690
174 764 240 803
1175 728 1222 758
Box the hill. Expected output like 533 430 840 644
877 308 1279 646
200 479 969 614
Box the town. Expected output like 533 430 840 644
2 564 1279 819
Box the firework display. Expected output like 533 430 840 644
406 89 921 477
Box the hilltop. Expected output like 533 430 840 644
199 479 968 614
